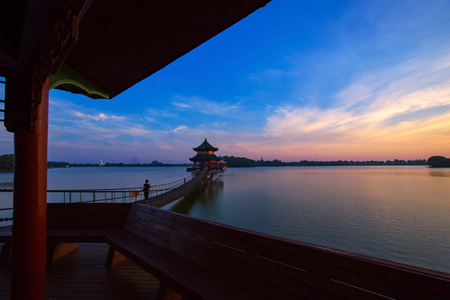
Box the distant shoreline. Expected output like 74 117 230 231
1 154 449 171
221 156 428 168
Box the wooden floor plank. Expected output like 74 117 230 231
0 244 160 299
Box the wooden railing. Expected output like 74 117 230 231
47 175 195 204
0 174 196 225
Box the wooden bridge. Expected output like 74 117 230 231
138 169 210 207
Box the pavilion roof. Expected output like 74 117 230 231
189 153 221 162
193 139 219 152
0 0 271 99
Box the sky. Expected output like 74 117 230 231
1 0 450 163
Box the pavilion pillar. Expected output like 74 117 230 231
6 73 49 299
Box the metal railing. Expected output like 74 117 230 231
0 77 5 122
0 174 195 224
140 169 210 207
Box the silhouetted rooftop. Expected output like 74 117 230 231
193 139 219 152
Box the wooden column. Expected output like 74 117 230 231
7 73 49 299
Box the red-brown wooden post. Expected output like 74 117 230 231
7 74 49 299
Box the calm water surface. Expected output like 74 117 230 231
1 166 449 273
167 166 450 273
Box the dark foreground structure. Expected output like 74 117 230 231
0 1 270 298
1 243 161 299
2 203 450 299
1 1 449 299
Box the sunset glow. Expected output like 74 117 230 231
1 0 449 163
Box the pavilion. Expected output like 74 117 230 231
0 1 270 298
188 139 225 171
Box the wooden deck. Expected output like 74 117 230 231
0 244 161 299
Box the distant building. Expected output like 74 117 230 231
187 139 226 171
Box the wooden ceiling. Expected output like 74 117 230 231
0 0 271 99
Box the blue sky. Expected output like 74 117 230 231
1 0 450 163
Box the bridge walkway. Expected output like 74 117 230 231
137 169 209 207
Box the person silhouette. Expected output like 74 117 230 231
143 179 151 200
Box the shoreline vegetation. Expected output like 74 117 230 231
47 161 190 168
0 154 448 172
0 154 14 172
426 156 450 168
222 156 428 167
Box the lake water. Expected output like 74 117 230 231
1 166 449 273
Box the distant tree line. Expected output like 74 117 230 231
3 154 447 171
427 156 450 168
222 156 428 168
70 161 189 167
0 154 14 172
222 156 256 167
0 155 189 171
257 159 427 167
48 161 70 168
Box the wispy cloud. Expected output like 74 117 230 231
262 52 450 159
71 111 126 122
172 96 241 116
248 69 291 82
172 102 192 109
49 98 161 147
173 125 188 133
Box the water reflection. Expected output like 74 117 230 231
428 171 450 177
169 178 224 215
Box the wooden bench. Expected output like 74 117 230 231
46 202 131 264
107 204 450 299
0 203 131 264
2 202 450 299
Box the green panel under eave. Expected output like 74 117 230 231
50 63 110 99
